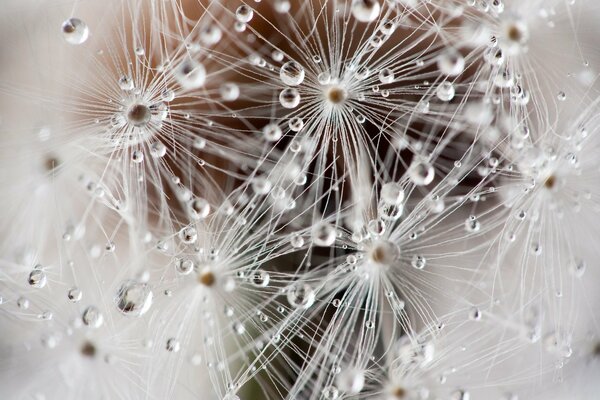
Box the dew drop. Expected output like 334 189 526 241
67 287 82 302
175 59 206 89
312 222 336 246
279 88 301 108
82 306 104 328
263 123 283 142
115 280 153 317
351 0 381 23
280 61 305 86
235 5 254 23
436 82 455 102
336 368 365 394
28 269 47 288
166 338 180 352
408 159 434 186
61 18 89 45
286 282 316 309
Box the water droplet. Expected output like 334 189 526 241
188 198 210 220
175 59 206 89
312 222 336 246
118 75 134 91
252 270 270 287
220 83 240 102
150 141 167 158
378 68 394 84
437 48 465 76
82 306 104 328
280 61 305 86
263 123 282 141
436 82 455 102
351 0 381 23
235 5 254 23
166 338 180 352
468 307 482 321
176 258 194 275
380 182 404 205
28 269 47 288
179 227 198 244
61 18 89 45
67 287 82 302
286 282 315 309
408 159 434 185
279 88 301 108
336 368 365 394
411 255 427 270
115 281 153 317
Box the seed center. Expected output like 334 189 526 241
544 175 556 190
198 270 216 287
326 86 348 105
392 386 406 398
81 341 97 358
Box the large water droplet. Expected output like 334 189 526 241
280 61 305 86
62 18 89 45
286 282 315 309
115 281 153 317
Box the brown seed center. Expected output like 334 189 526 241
326 86 348 104
44 156 60 172
81 341 97 358
508 25 523 42
392 387 406 398
198 271 216 287
544 175 556 189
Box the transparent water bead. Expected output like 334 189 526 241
176 258 194 275
118 75 134 91
468 307 482 321
28 268 47 288
408 159 435 186
436 82 455 102
220 83 240 102
378 68 394 84
286 282 315 309
351 0 381 23
290 233 304 248
411 255 427 270
175 59 206 89
322 386 340 399
380 182 404 205
280 61 305 86
188 198 211 220
279 88 301 108
252 270 270 287
235 5 254 23
82 306 104 328
288 117 304 132
437 48 465 77
67 287 82 302
263 123 283 141
179 227 198 244
336 368 365 394
312 222 336 246
62 18 89 45
166 338 180 352
150 141 167 158
115 280 153 317
200 25 222 46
